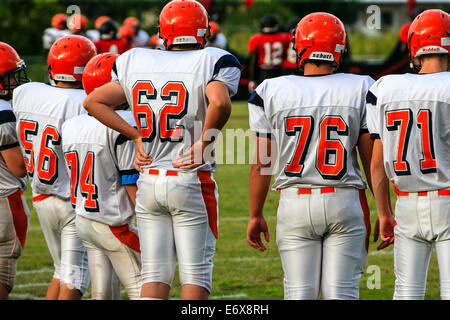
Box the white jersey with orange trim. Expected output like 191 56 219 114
249 73 375 191
111 47 241 172
366 73 450 192
62 110 138 226
13 82 87 199
0 100 27 197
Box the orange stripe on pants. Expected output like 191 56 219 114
198 171 218 239
7 190 28 248
109 224 141 253
358 189 371 252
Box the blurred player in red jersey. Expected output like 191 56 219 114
367 9 450 300
94 19 132 54
119 24 136 49
282 17 300 75
247 14 290 92
0 42 31 300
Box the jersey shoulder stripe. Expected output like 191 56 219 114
248 91 264 109
213 54 241 76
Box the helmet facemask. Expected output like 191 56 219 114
0 60 30 100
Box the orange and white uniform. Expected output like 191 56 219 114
111 46 241 292
0 99 30 294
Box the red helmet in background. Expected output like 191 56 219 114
209 21 220 38
399 22 412 43
67 14 89 33
0 42 29 100
124 17 140 27
408 9 450 58
293 12 346 70
51 13 67 30
159 0 209 49
95 16 111 30
82 53 119 95
119 25 136 39
48 35 97 82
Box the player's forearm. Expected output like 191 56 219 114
84 99 140 140
249 163 272 219
358 133 374 193
371 158 393 217
202 82 232 144
1 146 27 178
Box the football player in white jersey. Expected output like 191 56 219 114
84 0 241 300
0 42 31 300
247 12 375 300
43 13 70 60
13 35 97 300
367 9 450 300
62 53 142 300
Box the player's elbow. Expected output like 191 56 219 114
83 95 93 113
209 98 232 119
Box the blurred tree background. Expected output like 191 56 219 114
1 0 449 82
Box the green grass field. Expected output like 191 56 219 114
9 96 441 300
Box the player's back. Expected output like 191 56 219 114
367 72 450 192
248 33 289 69
62 110 137 226
0 100 26 197
113 47 241 171
249 73 374 190
13 82 87 198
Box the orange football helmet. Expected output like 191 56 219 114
82 53 119 95
123 17 139 27
209 21 220 38
67 14 88 33
48 35 97 82
95 16 111 30
408 9 450 59
0 42 29 100
159 0 209 49
51 13 67 30
119 25 136 39
293 12 346 70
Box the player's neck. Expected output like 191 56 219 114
303 63 333 76
418 56 448 74
55 81 83 89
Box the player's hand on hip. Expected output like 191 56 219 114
172 140 207 170
133 136 153 172
247 217 270 252
377 215 396 251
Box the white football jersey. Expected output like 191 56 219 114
112 47 241 172
249 73 374 190
62 110 138 226
13 82 87 199
366 72 450 192
43 28 71 50
0 100 27 197
132 30 150 48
